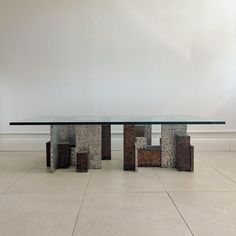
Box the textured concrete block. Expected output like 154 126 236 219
161 125 187 168
76 125 102 169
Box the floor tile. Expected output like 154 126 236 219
0 169 29 193
216 167 236 182
0 193 83 236
197 152 236 168
170 192 236 236
87 168 165 193
74 192 191 236
0 152 43 170
6 168 90 194
155 166 236 192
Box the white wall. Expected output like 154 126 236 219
0 0 236 150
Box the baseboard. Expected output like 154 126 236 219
0 131 236 152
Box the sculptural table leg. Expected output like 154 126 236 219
76 125 102 169
161 125 187 168
50 125 59 173
102 125 111 160
50 125 76 172
124 125 136 171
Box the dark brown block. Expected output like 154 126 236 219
57 143 71 168
46 141 51 167
175 135 194 172
138 146 161 167
135 125 145 137
76 151 88 172
124 125 136 171
102 125 111 160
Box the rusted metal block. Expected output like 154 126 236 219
77 151 88 172
46 141 51 167
57 143 71 168
138 146 161 167
124 125 136 171
102 125 111 160
175 135 194 172
135 125 145 137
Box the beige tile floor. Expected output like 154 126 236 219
0 151 236 236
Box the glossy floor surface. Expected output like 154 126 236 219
0 151 236 236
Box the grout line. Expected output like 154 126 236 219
152 169 194 236
197 158 236 184
0 159 43 196
71 169 92 236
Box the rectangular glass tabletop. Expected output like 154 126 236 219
10 115 226 125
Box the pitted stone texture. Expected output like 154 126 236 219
50 125 76 172
76 125 102 169
50 125 59 172
135 137 147 172
58 125 76 144
161 125 187 168
144 125 152 145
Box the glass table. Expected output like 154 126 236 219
10 116 225 172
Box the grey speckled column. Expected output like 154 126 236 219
76 125 102 169
161 125 187 168
135 137 147 172
50 125 59 173
50 125 76 172
58 125 76 144
144 125 152 145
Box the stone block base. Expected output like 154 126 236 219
138 146 161 167
77 151 88 172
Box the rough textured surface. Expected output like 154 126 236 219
175 135 194 172
138 146 161 167
135 125 145 137
76 151 88 172
161 125 187 168
76 125 102 169
57 143 71 168
135 125 152 145
50 125 59 172
46 141 50 167
50 125 76 172
58 125 76 144
70 146 76 166
102 125 111 160
124 125 136 171
135 137 147 171
144 125 152 145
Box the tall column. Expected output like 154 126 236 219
124 125 136 171
102 125 111 160
161 125 187 168
50 125 59 173
76 125 102 169
50 125 76 172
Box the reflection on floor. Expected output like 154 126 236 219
0 151 236 236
